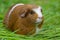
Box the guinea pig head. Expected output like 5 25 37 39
20 5 43 24
32 6 43 23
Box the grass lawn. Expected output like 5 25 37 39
0 0 60 40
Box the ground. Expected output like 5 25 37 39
0 0 60 40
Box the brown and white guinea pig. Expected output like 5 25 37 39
3 3 44 35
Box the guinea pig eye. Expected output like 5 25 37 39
41 9 42 12
30 11 35 14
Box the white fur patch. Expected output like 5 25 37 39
32 6 42 18
31 24 40 36
8 3 24 17
35 24 40 34
36 27 40 34
36 18 42 23
32 6 43 23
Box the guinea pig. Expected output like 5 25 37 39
3 3 44 35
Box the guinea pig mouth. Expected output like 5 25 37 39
35 18 42 23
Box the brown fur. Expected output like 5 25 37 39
3 4 44 35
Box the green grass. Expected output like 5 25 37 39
0 0 60 40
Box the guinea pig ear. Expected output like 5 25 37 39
20 13 26 18
20 9 29 18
